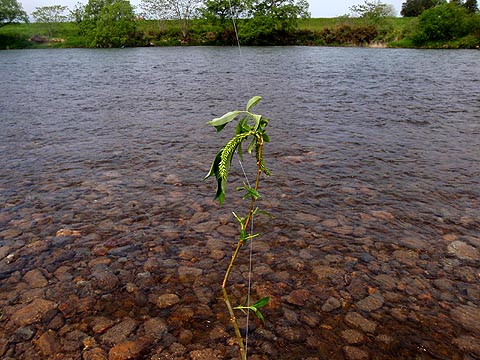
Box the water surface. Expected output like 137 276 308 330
0 47 479 359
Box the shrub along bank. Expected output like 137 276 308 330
1 14 479 49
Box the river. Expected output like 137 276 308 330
0 47 479 359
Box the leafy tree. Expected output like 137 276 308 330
349 0 396 20
139 0 201 38
199 0 246 44
200 0 246 26
464 0 478 13
0 0 27 27
413 2 471 43
450 0 479 13
32 5 69 37
240 0 310 44
71 2 86 27
167 0 203 38
139 0 172 33
79 0 136 47
400 0 445 17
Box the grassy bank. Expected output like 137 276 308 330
0 16 478 49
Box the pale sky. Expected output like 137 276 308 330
21 0 405 18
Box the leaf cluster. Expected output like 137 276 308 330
412 2 476 44
76 0 136 47
234 296 270 323
204 96 270 205
0 0 28 27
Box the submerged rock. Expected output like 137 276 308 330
356 292 384 312
450 305 480 332
156 294 180 309
11 298 58 327
321 297 341 312
447 241 479 260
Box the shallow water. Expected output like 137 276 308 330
0 47 479 359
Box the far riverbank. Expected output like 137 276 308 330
1 17 479 50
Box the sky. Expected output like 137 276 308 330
21 0 405 18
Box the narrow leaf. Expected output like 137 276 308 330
255 309 265 323
247 137 256 154
232 211 243 225
243 188 260 200
207 111 243 129
256 210 274 219
214 178 226 205
204 149 223 180
252 296 270 308
252 114 262 130
246 96 262 111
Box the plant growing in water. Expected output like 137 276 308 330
205 96 272 359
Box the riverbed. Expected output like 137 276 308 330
0 47 479 359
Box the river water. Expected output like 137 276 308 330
0 47 479 359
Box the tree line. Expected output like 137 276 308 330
1 0 479 48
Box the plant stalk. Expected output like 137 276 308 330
221 137 264 360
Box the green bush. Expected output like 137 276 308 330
320 23 378 46
413 3 473 45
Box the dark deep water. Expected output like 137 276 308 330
0 47 479 359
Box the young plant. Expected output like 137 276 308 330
205 96 271 360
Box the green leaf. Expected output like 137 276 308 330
232 211 243 225
252 296 270 308
207 111 243 131
246 96 262 111
247 137 256 154
204 149 223 181
255 210 274 219
255 309 265 323
252 114 262 130
239 229 247 242
215 178 226 205
243 187 260 200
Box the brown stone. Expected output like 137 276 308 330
83 347 108 360
56 228 81 237
108 338 149 360
286 289 310 306
143 317 168 339
447 241 479 260
92 317 116 334
345 312 377 333
100 318 137 345
12 298 58 326
189 348 222 359
341 329 365 344
295 212 320 222
453 335 480 355
0 333 8 357
321 297 341 312
178 266 203 283
216 224 237 237
156 294 180 309
450 305 480 332
23 269 48 288
356 292 384 312
370 210 394 221
35 330 61 356
344 346 369 360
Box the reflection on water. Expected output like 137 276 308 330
0 47 479 359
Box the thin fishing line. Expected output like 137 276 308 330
237 156 254 356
